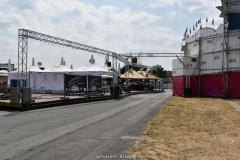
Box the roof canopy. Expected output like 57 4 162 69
8 64 113 76
72 64 112 76
44 65 72 72
27 66 42 72
121 70 145 79
74 64 109 72
121 70 161 80
8 66 42 73
137 71 161 80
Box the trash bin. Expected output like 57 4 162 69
110 87 113 95
184 88 192 96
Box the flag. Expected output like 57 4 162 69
198 18 201 24
212 18 214 25
184 27 188 37
206 17 208 22
193 25 195 31
190 28 191 34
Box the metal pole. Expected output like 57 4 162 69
112 53 114 96
29 70 30 88
64 73 66 99
155 80 156 91
116 55 118 86
221 0 226 91
17 30 20 88
21 37 24 88
26 35 28 88
127 62 129 93
87 75 89 95
225 0 229 97
159 80 160 91
198 38 201 96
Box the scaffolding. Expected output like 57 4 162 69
16 29 129 103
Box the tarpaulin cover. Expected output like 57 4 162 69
228 73 240 98
172 76 199 96
201 74 226 97
173 76 185 96
88 75 102 94
64 75 87 94
174 73 240 98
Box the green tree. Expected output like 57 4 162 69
148 65 167 78
120 65 147 74
131 57 137 63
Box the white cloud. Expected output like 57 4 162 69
130 0 221 16
130 0 174 8
177 0 221 15
0 0 177 70
130 0 223 35
166 11 176 19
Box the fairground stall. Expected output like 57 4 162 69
173 1 240 97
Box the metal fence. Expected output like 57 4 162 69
163 83 172 89
0 84 7 93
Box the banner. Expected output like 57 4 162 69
64 75 87 95
88 75 102 94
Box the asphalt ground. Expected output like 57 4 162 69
0 90 172 160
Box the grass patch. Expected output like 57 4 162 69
232 99 240 106
126 97 240 159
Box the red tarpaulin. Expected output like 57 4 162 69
201 74 226 97
228 73 240 98
172 76 199 96
173 73 240 98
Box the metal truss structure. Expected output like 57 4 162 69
120 53 184 57
18 29 129 89
18 29 28 87
217 0 240 96
221 0 229 96
17 28 185 100
176 55 190 89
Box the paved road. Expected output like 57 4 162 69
0 90 173 160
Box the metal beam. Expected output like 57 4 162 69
18 28 128 64
120 53 184 57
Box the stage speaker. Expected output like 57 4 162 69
107 62 111 67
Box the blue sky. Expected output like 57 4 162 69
0 0 222 71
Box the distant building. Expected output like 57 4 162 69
0 63 14 71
